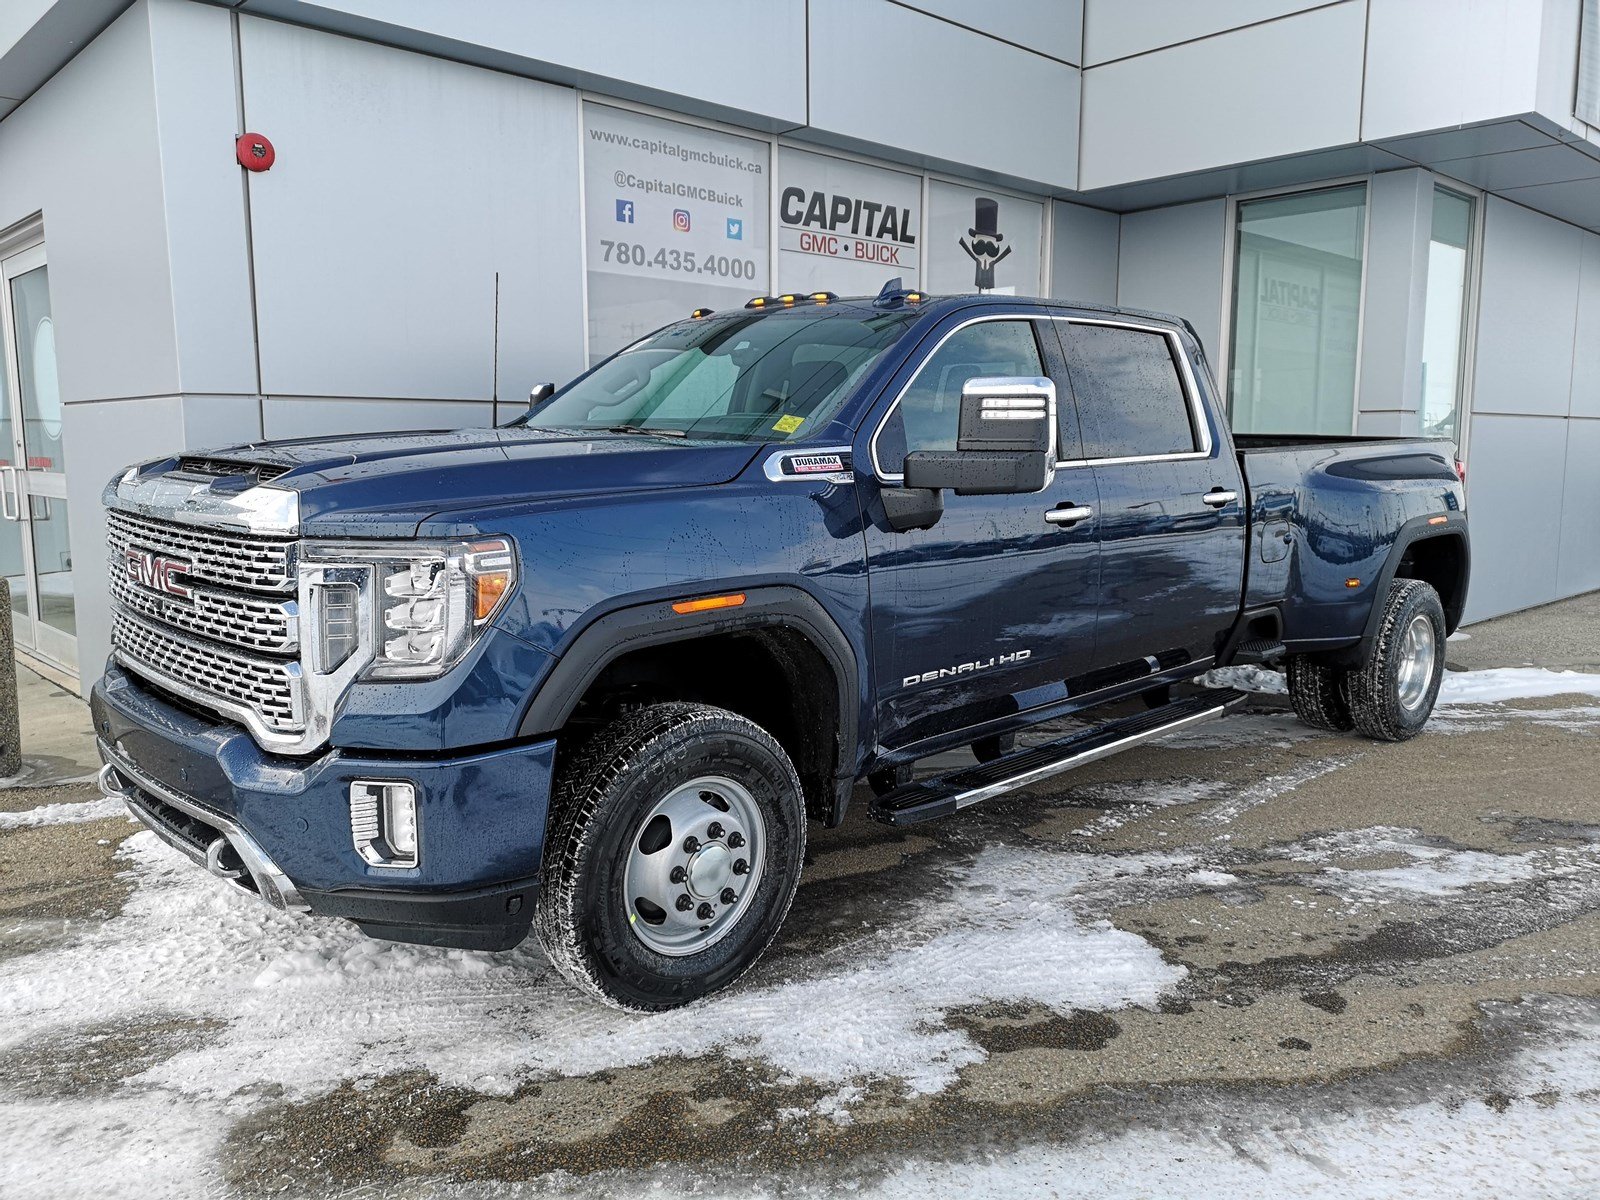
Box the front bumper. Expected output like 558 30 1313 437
91 663 557 951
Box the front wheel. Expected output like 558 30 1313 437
534 703 806 1010
1341 579 1447 742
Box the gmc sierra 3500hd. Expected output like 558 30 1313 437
93 284 1469 1010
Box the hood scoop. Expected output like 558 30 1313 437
176 455 291 484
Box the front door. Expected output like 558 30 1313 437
862 314 1100 753
0 244 76 677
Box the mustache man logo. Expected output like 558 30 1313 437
958 197 1012 291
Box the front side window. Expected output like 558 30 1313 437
1060 324 1196 460
1227 184 1367 436
524 307 917 443
875 319 1043 472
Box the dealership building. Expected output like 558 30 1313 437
1 0 1597 693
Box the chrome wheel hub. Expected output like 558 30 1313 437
621 775 765 957
1396 613 1437 713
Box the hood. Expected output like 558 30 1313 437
157 427 764 537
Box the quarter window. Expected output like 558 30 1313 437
1060 324 1197 460
876 319 1043 472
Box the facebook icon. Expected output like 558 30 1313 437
615 199 635 224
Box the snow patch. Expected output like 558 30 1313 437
1437 667 1600 707
1291 827 1598 900
0 796 131 830
1198 665 1287 695
0 835 1184 1104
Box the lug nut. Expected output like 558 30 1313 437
733 858 749 875
721 887 737 904
683 836 701 853
727 832 745 849
707 822 724 839
676 894 693 912
696 902 714 921
669 866 686 884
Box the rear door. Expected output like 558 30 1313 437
862 313 1101 752
1053 319 1246 680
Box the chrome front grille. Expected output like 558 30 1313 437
107 505 306 740
107 509 295 593
112 609 301 731
109 568 297 653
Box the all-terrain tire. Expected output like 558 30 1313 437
1286 655 1354 732
1341 579 1446 742
534 703 806 1010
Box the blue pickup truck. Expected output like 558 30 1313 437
92 286 1468 1009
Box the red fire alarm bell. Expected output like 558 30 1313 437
236 133 275 171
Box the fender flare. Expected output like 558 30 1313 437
516 586 861 810
1354 511 1470 657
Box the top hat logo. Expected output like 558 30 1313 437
958 197 1012 291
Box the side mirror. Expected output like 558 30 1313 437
903 376 1057 496
528 382 556 413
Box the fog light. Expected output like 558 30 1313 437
350 780 420 869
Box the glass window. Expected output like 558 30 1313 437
875 319 1043 471
525 307 917 443
1421 188 1474 443
1061 324 1196 460
1227 184 1367 436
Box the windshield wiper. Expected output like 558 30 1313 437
606 424 688 438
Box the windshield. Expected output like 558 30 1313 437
520 307 918 443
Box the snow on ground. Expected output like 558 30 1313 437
1288 826 1599 903
0 796 131 830
1436 667 1600 706
0 834 1185 1107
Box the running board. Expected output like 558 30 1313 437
868 688 1249 826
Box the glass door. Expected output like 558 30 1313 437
0 244 75 675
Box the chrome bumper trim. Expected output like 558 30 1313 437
97 748 309 912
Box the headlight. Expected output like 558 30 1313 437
299 537 517 681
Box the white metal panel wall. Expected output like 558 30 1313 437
238 16 586 409
1361 0 1546 141
807 0 1080 190
1078 2 1366 190
235 0 808 128
1463 196 1600 620
900 0 1083 64
1049 200 1120 304
1082 0 1343 65
1115 200 1227 358
148 0 256 398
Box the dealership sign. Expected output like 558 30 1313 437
776 148 921 292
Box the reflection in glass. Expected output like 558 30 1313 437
0 351 27 628
1227 185 1367 436
1421 189 1474 444
12 265 64 472
29 494 72 637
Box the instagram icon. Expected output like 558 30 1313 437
672 209 691 233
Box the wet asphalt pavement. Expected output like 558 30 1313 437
2 594 1598 1198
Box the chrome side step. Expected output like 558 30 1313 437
868 689 1248 826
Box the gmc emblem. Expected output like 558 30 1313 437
125 548 193 601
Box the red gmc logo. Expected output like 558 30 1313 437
125 548 192 600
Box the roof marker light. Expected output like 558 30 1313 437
691 308 715 319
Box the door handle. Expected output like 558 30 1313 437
0 467 17 522
1202 488 1238 509
1044 503 1093 527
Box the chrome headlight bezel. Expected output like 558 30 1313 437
298 537 518 682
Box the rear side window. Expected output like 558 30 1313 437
1059 324 1198 460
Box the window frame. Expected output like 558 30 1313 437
1219 177 1372 437
870 313 1213 482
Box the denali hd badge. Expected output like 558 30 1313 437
125 548 193 601
903 649 1031 688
